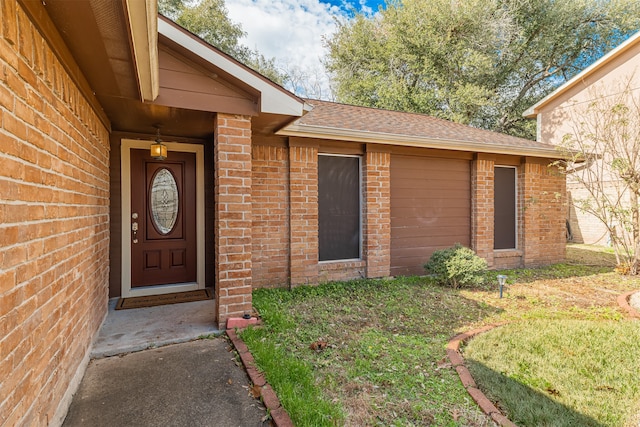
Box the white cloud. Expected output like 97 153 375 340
226 0 345 99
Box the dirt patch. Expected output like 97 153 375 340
458 244 640 326
566 244 618 267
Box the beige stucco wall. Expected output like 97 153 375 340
537 42 640 145
535 37 640 245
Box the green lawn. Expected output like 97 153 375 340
464 320 640 426
239 245 640 426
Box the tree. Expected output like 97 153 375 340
324 0 640 138
158 0 286 85
280 64 335 101
555 83 640 274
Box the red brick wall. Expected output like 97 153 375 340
471 155 495 267
249 141 559 284
214 113 253 327
253 143 392 287
471 155 565 270
252 143 564 286
251 141 565 287
521 160 566 267
364 149 391 277
289 141 319 286
251 145 289 288
0 2 110 425
319 260 365 282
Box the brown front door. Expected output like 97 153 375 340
130 149 197 287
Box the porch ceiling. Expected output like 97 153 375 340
41 0 214 139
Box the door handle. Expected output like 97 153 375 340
132 217 139 244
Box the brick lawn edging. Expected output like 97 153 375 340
226 288 639 427
449 291 640 426
617 290 640 319
226 323 294 427
446 324 517 427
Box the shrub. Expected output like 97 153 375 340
424 243 488 288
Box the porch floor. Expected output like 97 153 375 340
91 296 220 358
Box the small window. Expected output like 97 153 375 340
318 155 361 261
494 166 516 249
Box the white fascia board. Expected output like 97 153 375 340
125 0 159 102
277 124 562 159
158 18 304 117
524 30 640 118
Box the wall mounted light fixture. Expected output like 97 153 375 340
150 127 167 160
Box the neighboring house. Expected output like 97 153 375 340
524 32 640 245
0 1 565 425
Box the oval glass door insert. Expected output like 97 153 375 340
150 168 179 234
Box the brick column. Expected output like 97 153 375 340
471 154 495 267
214 113 252 328
364 147 391 277
289 139 318 286
521 158 566 267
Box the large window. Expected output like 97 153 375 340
318 154 361 261
494 166 517 250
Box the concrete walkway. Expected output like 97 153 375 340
63 299 268 426
91 298 220 358
63 339 269 427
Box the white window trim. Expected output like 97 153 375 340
494 165 518 251
318 153 363 262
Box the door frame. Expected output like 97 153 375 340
120 139 205 298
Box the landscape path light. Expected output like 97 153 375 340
497 274 508 298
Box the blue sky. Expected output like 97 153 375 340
226 0 386 98
323 0 387 14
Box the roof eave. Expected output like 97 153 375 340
124 0 160 102
277 124 561 159
157 17 304 117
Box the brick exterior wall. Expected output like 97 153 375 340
251 145 289 288
255 143 392 287
567 181 611 244
0 2 110 425
471 155 495 267
521 160 566 267
214 113 252 327
471 155 565 270
319 260 366 282
251 144 564 285
364 149 391 277
288 142 319 286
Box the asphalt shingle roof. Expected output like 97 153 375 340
280 99 558 157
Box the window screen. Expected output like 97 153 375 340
494 167 516 249
318 155 361 261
